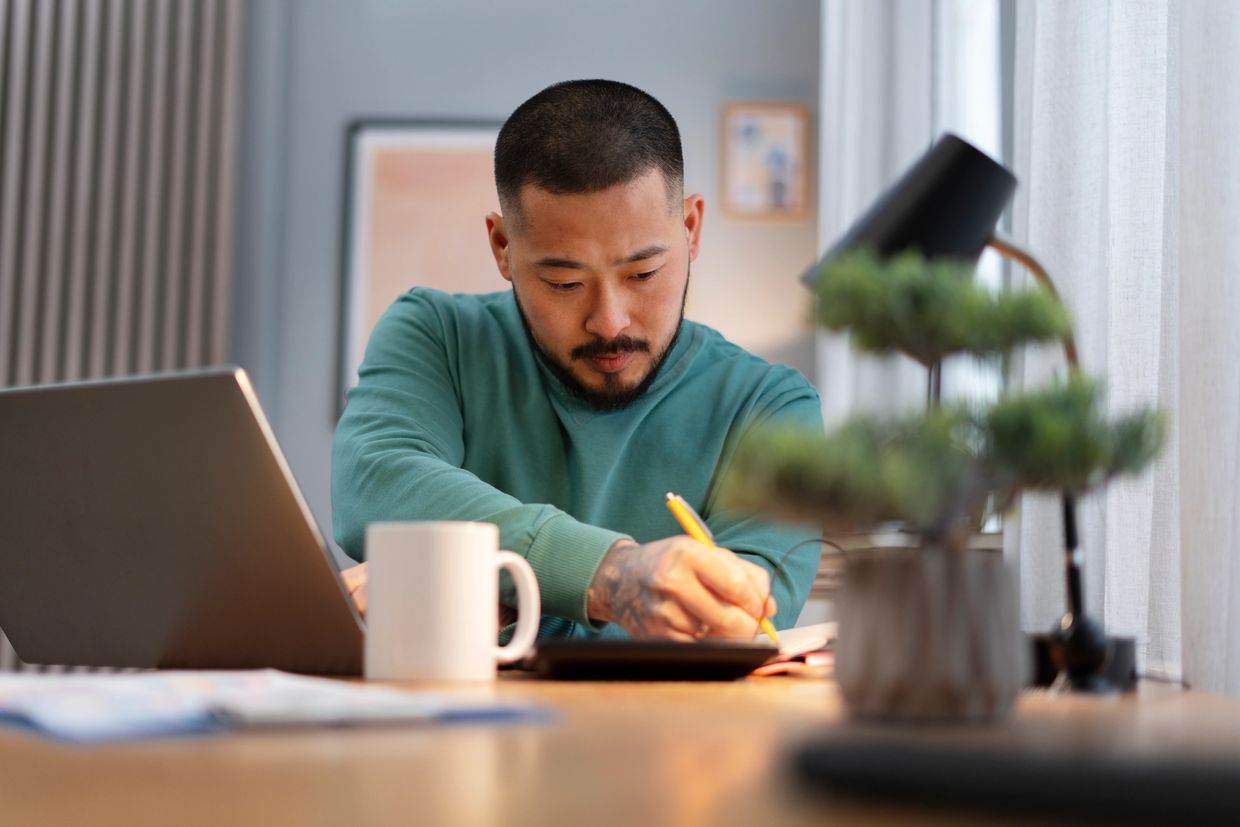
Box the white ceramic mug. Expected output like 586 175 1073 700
364 521 540 681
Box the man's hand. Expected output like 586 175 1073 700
586 537 777 641
341 562 368 614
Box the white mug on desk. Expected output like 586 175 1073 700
364 521 540 681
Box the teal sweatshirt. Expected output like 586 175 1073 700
331 288 823 639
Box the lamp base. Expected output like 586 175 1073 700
1028 633 1137 692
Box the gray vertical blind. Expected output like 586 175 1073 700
0 0 244 671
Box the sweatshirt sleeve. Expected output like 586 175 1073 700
705 377 825 631
331 290 627 626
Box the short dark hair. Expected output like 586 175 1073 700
494 79 684 224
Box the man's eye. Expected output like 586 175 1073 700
633 269 660 282
546 281 581 292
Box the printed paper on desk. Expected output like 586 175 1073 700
0 670 549 743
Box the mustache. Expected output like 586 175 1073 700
571 336 651 360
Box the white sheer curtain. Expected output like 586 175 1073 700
816 0 932 425
1007 0 1240 693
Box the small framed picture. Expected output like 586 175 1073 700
338 119 502 413
720 102 811 221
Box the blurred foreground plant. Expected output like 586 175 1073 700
720 251 1165 551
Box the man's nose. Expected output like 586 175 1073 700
584 287 632 341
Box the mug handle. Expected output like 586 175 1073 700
494 550 540 664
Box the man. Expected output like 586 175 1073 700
332 79 822 641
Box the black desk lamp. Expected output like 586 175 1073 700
804 133 1112 691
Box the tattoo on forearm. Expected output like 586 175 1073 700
498 602 518 631
588 543 684 637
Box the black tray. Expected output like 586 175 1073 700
526 639 779 681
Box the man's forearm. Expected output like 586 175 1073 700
333 437 628 625
585 539 640 625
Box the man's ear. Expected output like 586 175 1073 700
683 194 705 262
486 212 513 282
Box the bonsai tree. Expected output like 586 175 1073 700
719 251 1165 553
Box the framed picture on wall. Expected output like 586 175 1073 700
720 102 810 221
338 119 502 414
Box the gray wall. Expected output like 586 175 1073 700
232 0 821 548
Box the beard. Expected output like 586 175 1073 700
513 267 689 412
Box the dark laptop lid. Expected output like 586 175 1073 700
0 367 364 675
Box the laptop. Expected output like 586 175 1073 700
0 367 364 675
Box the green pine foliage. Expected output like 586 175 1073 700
722 379 1164 539
720 410 980 536
720 251 1165 546
985 377 1165 492
814 251 1073 366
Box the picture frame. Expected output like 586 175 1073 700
720 102 811 221
337 119 503 414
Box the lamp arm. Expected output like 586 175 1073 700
986 233 1080 371
985 233 1087 625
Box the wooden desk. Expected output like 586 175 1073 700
0 677 1234 826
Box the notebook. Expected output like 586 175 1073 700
766 622 837 658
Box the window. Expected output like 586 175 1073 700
933 0 1008 407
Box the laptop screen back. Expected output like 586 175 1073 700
0 367 363 674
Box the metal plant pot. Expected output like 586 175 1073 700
834 547 1024 722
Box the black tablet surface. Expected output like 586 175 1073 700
793 733 1240 823
526 639 779 681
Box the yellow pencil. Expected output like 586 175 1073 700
664 492 780 644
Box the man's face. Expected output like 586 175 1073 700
486 169 705 409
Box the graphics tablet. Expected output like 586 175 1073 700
527 639 779 681
0 367 364 675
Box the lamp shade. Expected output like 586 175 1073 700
804 133 1017 284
